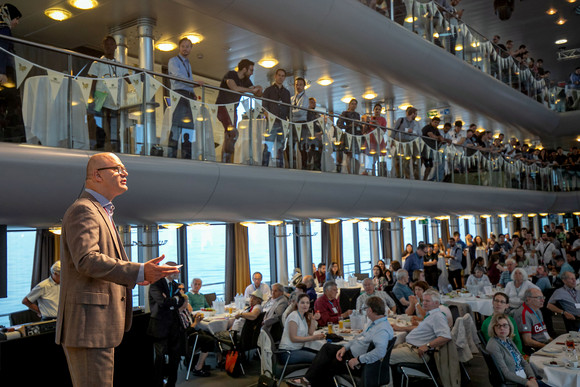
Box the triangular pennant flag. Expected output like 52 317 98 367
355 135 362 150
103 78 119 106
208 104 219 123
317 116 325 131
241 98 251 114
169 90 182 110
267 111 277 131
295 123 303 140
75 77 93 104
253 100 263 119
281 120 290 137
46 69 65 101
189 99 201 122
226 104 236 126
128 73 143 102
306 121 314 138
15 56 33 88
145 74 163 101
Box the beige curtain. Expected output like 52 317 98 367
224 223 250 302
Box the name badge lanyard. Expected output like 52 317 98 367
178 56 192 80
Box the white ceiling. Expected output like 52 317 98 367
12 0 580 147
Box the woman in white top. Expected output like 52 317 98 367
504 268 539 309
279 294 325 364
465 266 491 296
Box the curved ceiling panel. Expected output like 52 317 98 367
0 144 575 228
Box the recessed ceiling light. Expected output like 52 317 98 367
69 0 98 10
414 116 421 121
316 77 334 86
398 103 412 110
362 91 377 100
341 96 353 103
258 58 278 68
546 8 557 15
155 42 177 51
566 0 576 3
556 17 567 25
182 33 204 44
556 39 568 45
45 8 72 21
404 16 417 23
455 44 463 51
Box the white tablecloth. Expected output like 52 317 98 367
529 334 580 386
441 295 493 316
22 75 89 149
304 326 407 352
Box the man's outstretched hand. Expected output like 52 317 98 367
139 255 179 285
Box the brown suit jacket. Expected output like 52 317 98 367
56 191 141 348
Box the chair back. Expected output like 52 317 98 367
448 304 460 325
203 292 217 305
238 312 265 351
479 346 507 387
339 288 361 312
9 309 41 326
353 273 369 281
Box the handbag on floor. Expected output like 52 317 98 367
256 370 276 387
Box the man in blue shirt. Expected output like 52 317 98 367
393 269 414 308
287 296 393 387
404 244 425 274
534 265 552 292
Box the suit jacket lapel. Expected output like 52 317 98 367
83 192 126 261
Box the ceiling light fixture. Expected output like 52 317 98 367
398 103 412 110
341 96 354 104
555 39 568 45
513 214 523 218
546 8 557 15
182 33 204 44
362 91 377 100
539 213 549 217
323 218 341 224
155 42 177 51
240 221 256 227
455 44 464 51
345 218 361 224
556 17 567 25
265 220 284 226
45 8 72 21
161 223 183 229
49 226 62 235
68 0 98 10
317 77 334 86
258 58 278 68
369 217 383 223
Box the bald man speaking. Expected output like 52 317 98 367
56 152 178 387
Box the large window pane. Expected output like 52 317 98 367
342 222 355 277
359 222 372 275
158 227 178 261
248 223 271 285
0 228 36 327
287 223 296 281
402 219 413 246
186 224 226 299
311 221 322 269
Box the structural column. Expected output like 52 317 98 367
275 224 289 285
111 29 129 154
298 221 313 276
475 216 484 241
533 216 541 239
139 224 159 311
390 216 402 263
369 220 380 266
430 218 440 246
490 215 500 236
506 215 515 237
137 18 156 155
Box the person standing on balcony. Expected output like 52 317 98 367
262 68 290 166
167 37 202 159
87 36 128 152
391 106 420 179
0 3 20 86
291 77 309 169
336 98 362 174
215 59 263 163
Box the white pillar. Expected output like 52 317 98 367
533 216 541 239
275 225 289 285
369 221 380 266
475 216 484 240
507 215 515 237
298 221 313 276
137 18 156 155
490 215 500 236
390 217 402 263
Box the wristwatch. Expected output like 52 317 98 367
426 343 432 350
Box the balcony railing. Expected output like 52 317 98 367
0 34 574 192
365 0 579 112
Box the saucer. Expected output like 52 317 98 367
565 364 580 370
545 361 564 367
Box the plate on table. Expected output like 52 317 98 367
545 360 564 367
541 347 563 354
565 364 580 370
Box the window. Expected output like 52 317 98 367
311 221 322 267
359 222 372 275
402 218 413 247
342 222 355 277
247 223 271 285
286 223 296 281
186 224 226 299
0 228 36 327
158 227 178 262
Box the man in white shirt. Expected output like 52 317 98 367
262 283 288 325
244 272 271 302
22 260 61 320
535 232 557 265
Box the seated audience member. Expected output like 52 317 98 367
326 262 340 282
546 271 580 331
511 246 529 267
178 284 214 377
403 244 425 274
313 281 352 326
390 290 452 385
487 253 502 285
263 283 289 326
186 278 210 311
513 288 552 352
287 297 393 387
279 294 325 365
313 263 326 286
504 268 540 309
480 292 524 353
371 264 388 290
282 285 307 325
499 258 517 287
486 314 548 387
22 260 61 320
215 290 263 344
302 275 317 305
392 269 413 307
356 277 396 313
471 257 486 274
534 265 552 292
405 281 429 318
243 271 271 301
377 259 387 273
465 266 491 295
553 255 575 279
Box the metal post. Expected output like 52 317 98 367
112 30 128 154
275 224 289 285
390 217 402 263
137 18 156 155
298 221 313 276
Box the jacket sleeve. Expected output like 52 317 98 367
486 340 528 385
